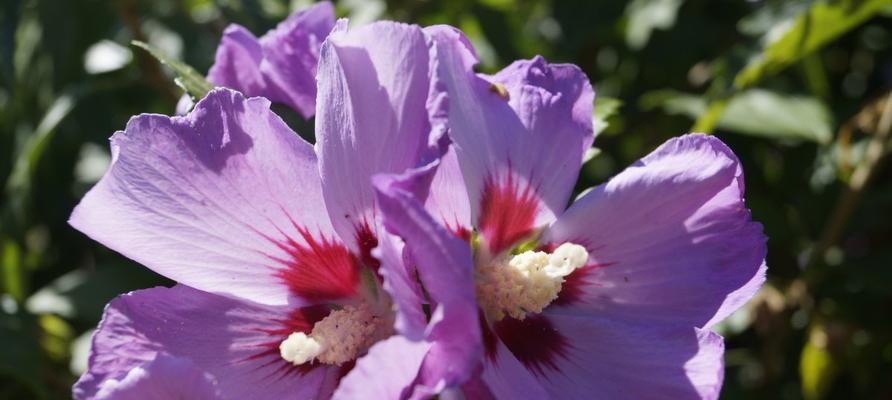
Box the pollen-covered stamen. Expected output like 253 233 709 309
279 303 379 366
476 243 589 321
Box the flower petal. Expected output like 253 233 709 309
506 313 724 399
93 354 220 400
316 21 432 258
74 285 341 400
427 25 594 254
425 146 472 240
373 168 482 394
207 2 334 117
70 89 356 306
332 336 432 400
374 231 427 340
543 134 767 329
478 333 550 399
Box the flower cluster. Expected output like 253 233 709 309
70 2 766 399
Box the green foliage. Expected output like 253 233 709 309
800 326 838 400
2 0 892 398
0 310 43 398
592 96 622 136
624 0 684 50
132 40 213 101
735 0 892 88
644 89 834 143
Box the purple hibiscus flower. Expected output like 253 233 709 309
70 20 474 399
363 26 768 399
177 2 334 117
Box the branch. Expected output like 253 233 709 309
807 92 892 267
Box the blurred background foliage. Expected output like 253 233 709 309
1 0 892 398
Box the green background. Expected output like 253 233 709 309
2 0 892 398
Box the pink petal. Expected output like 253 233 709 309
316 21 433 259
70 89 353 306
543 134 767 329
207 2 335 117
75 285 341 400
427 25 594 254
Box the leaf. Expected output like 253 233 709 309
38 314 73 362
642 89 834 143
735 0 891 88
721 89 834 143
25 263 165 325
800 325 838 400
5 94 75 193
624 0 684 50
640 89 704 115
582 147 602 164
69 329 94 376
1 239 24 302
592 96 622 136
132 40 212 101
692 100 729 134
83 40 133 74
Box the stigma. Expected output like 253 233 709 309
476 243 588 321
279 303 379 366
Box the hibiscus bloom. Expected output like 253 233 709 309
368 26 768 399
177 2 334 117
70 20 473 399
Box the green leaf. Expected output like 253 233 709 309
720 89 834 143
132 40 213 101
582 147 602 164
735 0 892 88
800 326 838 400
593 96 622 136
25 263 165 325
5 94 75 195
624 0 684 50
642 89 834 143
692 100 729 134
640 89 706 116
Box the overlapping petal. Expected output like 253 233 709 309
332 336 433 400
70 89 354 306
371 165 482 396
543 134 767 329
206 2 334 117
424 146 471 238
426 25 593 254
75 285 341 400
373 231 427 340
316 21 433 256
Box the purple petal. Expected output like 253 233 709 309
543 134 767 329
373 231 427 340
70 89 358 306
75 285 341 400
316 21 432 260
207 2 334 118
373 168 482 394
332 336 432 400
502 313 724 399
92 354 220 400
478 335 550 399
425 146 472 240
426 25 594 254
